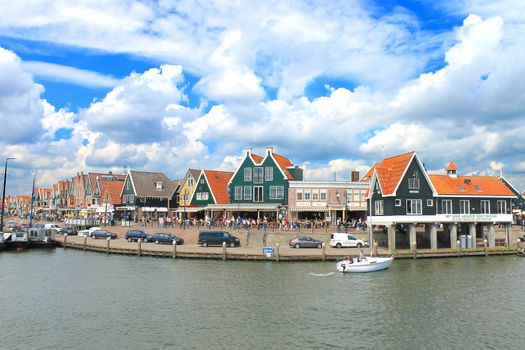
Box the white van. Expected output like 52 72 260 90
44 224 62 233
330 233 368 248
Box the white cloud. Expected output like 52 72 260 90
23 61 120 88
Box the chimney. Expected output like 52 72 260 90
244 147 252 156
446 162 458 179
266 146 274 155
351 171 360 182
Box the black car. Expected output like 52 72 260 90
61 227 78 235
125 230 150 242
150 233 184 245
90 230 117 239
198 231 240 247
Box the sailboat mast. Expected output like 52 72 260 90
29 174 36 228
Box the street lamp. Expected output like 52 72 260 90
1 157 16 232
344 190 348 233
183 189 188 229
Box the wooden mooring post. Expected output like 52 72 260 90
275 243 280 262
63 234 68 248
83 235 87 251
106 237 110 254
138 239 142 256
321 243 326 261
222 242 227 260
172 240 177 259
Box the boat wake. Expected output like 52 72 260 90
307 272 335 277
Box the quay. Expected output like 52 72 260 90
54 223 522 261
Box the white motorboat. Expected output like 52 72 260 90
336 256 393 273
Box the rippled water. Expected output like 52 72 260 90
1 249 524 349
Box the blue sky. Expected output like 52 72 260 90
1 0 524 194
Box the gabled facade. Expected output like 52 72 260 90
228 147 302 207
190 170 233 207
368 152 517 252
120 170 178 220
178 169 200 207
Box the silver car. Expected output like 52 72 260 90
289 236 324 249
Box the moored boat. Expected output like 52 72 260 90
336 256 393 273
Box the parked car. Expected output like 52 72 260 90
150 233 184 245
61 227 78 235
289 236 324 249
329 232 369 248
79 227 102 237
44 224 62 233
125 230 151 242
90 230 117 239
198 231 240 247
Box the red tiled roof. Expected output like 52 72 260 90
445 162 458 171
359 164 376 183
204 170 233 204
429 175 514 196
251 154 264 164
375 152 414 196
273 153 293 180
100 181 125 205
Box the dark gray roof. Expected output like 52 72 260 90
129 170 177 198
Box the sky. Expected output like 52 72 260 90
1 0 525 195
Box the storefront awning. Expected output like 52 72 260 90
289 207 329 212
174 206 205 213
115 206 136 211
142 207 168 212
207 204 281 211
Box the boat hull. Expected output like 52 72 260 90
337 257 393 273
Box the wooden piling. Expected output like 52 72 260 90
172 240 177 259
275 243 280 262
106 237 110 254
321 243 326 261
64 234 68 248
83 235 87 251
138 239 142 256
222 242 227 260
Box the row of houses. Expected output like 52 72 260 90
4 149 524 249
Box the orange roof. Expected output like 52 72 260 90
100 181 125 205
273 153 293 180
204 170 234 204
359 164 376 183
375 152 414 195
429 175 514 196
446 162 458 171
251 153 264 164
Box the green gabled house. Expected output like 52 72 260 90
225 147 303 220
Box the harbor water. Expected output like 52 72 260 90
1 249 524 349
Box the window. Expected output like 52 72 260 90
460 200 470 214
188 177 194 187
304 190 311 200
497 200 507 214
481 200 490 214
406 199 422 215
264 167 273 181
129 194 135 203
360 190 366 201
200 179 205 184
122 194 128 204
375 200 384 215
353 192 360 201
269 186 284 199
408 178 420 190
442 200 452 214
234 186 242 200
395 199 401 206
126 181 130 190
244 186 252 200
457 185 466 191
253 186 263 202
296 189 303 200
474 185 482 191
244 168 252 182
312 190 319 201
156 181 163 191
196 192 209 201
427 199 433 207
253 167 264 183
320 190 327 201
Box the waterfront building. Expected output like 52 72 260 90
190 170 234 220
119 170 178 221
71 172 88 210
368 152 517 252
175 169 201 220
288 178 368 226
226 147 303 221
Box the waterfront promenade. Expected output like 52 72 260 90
50 220 521 260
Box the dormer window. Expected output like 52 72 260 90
473 185 482 191
156 181 163 191
457 185 466 191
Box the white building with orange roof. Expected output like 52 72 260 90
368 152 517 252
